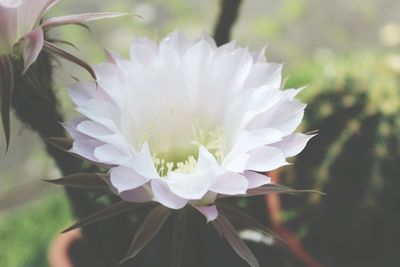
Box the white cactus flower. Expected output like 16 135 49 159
65 31 313 221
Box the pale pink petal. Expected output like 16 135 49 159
194 205 218 222
209 172 248 195
246 95 306 136
68 82 112 107
21 27 44 72
129 37 158 64
94 144 126 164
151 179 187 209
223 152 250 173
223 129 282 172
119 187 152 203
76 98 119 132
246 146 288 172
17 0 59 38
0 6 18 53
70 139 103 162
244 63 282 90
110 166 149 192
271 133 315 157
160 30 194 55
251 45 267 63
62 118 88 140
166 170 211 200
243 171 271 189
127 143 160 178
76 120 113 136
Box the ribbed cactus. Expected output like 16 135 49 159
280 53 400 267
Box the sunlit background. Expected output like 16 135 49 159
1 0 399 266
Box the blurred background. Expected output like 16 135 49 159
1 0 399 266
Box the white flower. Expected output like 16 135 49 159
0 0 53 55
0 0 124 71
65 31 313 221
0 0 125 150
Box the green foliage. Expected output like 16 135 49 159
282 53 400 266
0 194 71 267
288 53 400 203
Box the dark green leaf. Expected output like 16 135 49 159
171 209 187 267
211 220 224 238
44 172 108 189
43 41 96 80
46 38 78 50
0 56 14 152
213 215 260 267
121 205 171 263
62 201 139 233
46 137 73 151
246 184 324 197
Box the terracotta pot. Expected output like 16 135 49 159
49 228 82 267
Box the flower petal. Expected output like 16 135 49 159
244 63 282 90
246 146 288 172
272 132 315 157
70 139 103 162
130 37 158 64
209 172 248 195
110 166 149 192
15 0 58 40
246 95 306 136
0 6 18 54
21 27 44 73
194 205 218 222
151 179 187 209
243 171 271 189
119 187 153 203
126 143 160 178
166 170 211 200
94 144 126 164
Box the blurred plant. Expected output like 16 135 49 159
0 0 126 150
279 53 400 266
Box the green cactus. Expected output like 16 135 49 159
279 53 400 266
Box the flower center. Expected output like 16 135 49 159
149 125 228 177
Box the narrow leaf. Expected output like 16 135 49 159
214 215 260 267
21 27 44 73
43 41 96 80
46 38 78 50
44 172 108 189
41 0 61 16
41 12 129 28
211 220 224 238
46 137 73 150
246 184 324 197
121 206 171 263
62 201 139 233
218 203 285 244
0 56 14 152
171 209 187 267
